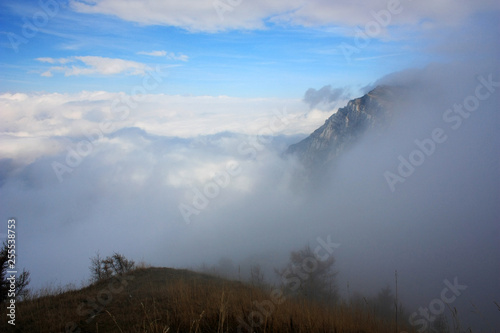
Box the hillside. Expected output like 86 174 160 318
0 267 413 333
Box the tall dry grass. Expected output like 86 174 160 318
0 267 416 333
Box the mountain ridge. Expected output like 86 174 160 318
286 85 400 168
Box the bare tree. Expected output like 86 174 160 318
89 251 103 282
372 286 395 320
110 252 135 275
0 241 30 302
250 264 265 288
89 251 135 282
276 245 338 304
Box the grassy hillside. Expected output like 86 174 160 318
0 267 415 332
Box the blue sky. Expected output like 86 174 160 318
0 0 448 98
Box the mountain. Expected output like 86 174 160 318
287 85 399 168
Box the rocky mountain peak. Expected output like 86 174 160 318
287 85 398 168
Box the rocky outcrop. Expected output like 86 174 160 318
287 85 398 168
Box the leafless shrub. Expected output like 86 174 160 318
89 251 135 282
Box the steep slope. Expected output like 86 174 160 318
287 86 398 168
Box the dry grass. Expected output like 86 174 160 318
0 267 416 332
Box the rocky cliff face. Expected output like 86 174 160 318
287 86 398 168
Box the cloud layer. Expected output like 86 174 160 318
70 0 499 32
0 91 337 168
37 56 151 77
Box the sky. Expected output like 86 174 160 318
1 0 500 331
1 0 464 97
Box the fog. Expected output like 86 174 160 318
303 85 351 110
2 59 498 330
1 12 500 333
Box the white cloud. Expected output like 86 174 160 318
166 52 189 62
0 135 62 165
69 0 499 33
138 50 167 57
0 91 325 166
69 0 275 32
138 50 189 61
36 56 150 77
36 57 74 65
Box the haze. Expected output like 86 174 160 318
0 0 499 331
